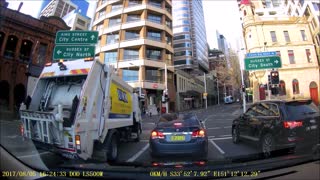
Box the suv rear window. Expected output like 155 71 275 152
285 100 319 120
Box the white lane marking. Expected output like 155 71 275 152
209 139 225 155
126 143 149 162
140 139 149 142
224 126 232 129
209 137 232 141
17 151 51 159
207 127 221 130
208 136 215 139
6 135 19 138
220 134 231 137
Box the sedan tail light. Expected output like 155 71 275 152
283 121 303 129
20 124 24 136
151 130 164 139
192 129 205 138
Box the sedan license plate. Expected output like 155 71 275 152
170 135 185 141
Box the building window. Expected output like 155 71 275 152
146 69 161 82
174 50 192 57
283 31 290 42
146 49 161 60
166 36 172 45
148 0 162 8
125 30 139 40
174 42 188 48
111 3 123 11
106 34 119 44
300 30 307 41
165 20 172 28
122 70 138 82
123 49 139 60
147 31 161 41
104 51 117 64
288 50 295 64
147 14 162 24
127 14 140 22
77 19 86 26
37 43 47 65
174 34 190 40
128 0 141 6
270 31 277 42
292 79 300 94
305 49 312 63
109 17 121 27
279 80 286 95
276 51 281 57
98 10 105 18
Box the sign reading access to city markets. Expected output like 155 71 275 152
55 30 98 44
244 51 281 70
53 45 95 59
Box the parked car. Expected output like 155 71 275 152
224 96 234 104
232 99 319 157
149 113 208 158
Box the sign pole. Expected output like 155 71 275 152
266 69 270 100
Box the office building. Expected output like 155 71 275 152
172 0 209 74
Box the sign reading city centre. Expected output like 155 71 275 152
53 30 98 60
244 51 282 70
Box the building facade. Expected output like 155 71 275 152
39 0 90 18
92 0 175 112
175 69 204 111
63 10 91 30
239 0 319 105
172 0 209 74
0 3 69 112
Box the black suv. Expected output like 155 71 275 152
232 99 319 157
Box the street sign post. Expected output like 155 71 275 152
53 45 95 59
55 31 98 44
244 56 281 70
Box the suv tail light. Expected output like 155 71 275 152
151 131 164 139
192 129 205 138
283 121 303 129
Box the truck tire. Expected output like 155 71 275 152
107 135 118 162
134 123 141 142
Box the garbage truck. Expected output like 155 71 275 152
19 58 142 162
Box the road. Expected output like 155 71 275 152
0 104 314 168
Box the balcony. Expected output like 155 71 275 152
96 0 121 12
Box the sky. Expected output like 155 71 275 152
6 0 243 50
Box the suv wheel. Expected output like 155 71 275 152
232 127 240 144
261 133 274 158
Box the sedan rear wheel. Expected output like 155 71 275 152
232 127 240 144
261 133 274 158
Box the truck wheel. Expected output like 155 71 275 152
134 123 141 142
107 135 118 162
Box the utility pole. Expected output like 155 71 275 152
204 72 207 109
216 76 220 105
165 63 168 113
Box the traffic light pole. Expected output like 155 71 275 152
266 69 271 100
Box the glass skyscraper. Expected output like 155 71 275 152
172 0 209 74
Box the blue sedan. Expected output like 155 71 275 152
149 113 208 159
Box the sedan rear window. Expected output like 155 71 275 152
158 113 200 126
285 100 319 120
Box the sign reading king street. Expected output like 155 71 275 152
244 56 282 70
55 30 98 44
53 45 95 59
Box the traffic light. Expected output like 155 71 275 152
270 71 279 84
268 75 271 85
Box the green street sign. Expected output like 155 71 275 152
53 45 95 60
55 30 98 44
245 56 282 70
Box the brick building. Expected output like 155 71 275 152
0 2 69 112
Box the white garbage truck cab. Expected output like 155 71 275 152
20 58 142 161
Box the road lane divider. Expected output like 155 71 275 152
207 127 221 130
18 151 51 159
209 139 225 155
223 126 232 129
126 143 149 162
209 137 232 141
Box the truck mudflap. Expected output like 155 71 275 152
20 110 64 145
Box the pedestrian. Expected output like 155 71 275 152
157 106 160 115
149 110 152 117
